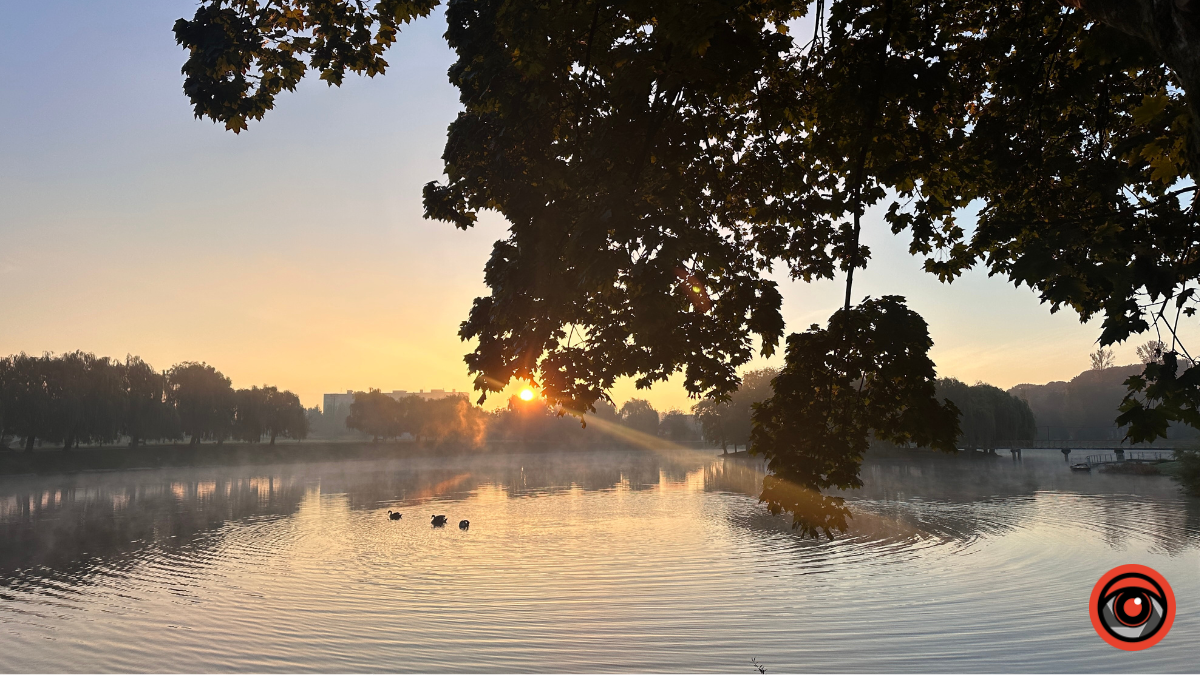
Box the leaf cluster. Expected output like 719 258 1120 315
1118 351 1200 442
174 0 438 131
749 296 959 537
175 0 1200 415
172 0 1200 526
423 0 815 411
1171 446 1200 497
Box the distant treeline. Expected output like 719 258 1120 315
313 389 704 446
0 351 1049 454
0 353 307 450
325 372 1039 452
687 369 1038 452
1010 363 1200 441
936 378 1036 448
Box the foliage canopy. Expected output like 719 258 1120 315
173 0 1200 532
935 378 1037 448
1 353 307 449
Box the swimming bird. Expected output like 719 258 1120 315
431 515 448 527
459 519 470 530
388 510 402 520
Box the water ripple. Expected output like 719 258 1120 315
0 450 1197 672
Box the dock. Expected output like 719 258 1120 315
1083 450 1174 467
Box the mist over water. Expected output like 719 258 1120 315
1 448 1197 672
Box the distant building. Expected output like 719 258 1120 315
390 388 469 402
322 388 468 416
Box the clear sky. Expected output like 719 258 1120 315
0 2 1170 412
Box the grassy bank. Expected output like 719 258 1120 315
0 440 697 477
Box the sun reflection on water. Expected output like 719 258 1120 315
0 449 1196 672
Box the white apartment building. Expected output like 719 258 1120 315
322 389 468 418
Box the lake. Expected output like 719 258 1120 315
1 447 1197 672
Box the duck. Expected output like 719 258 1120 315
388 510 402 520
459 519 470 530
431 515 448 527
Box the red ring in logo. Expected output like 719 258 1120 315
1089 564 1175 651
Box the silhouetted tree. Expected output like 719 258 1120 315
83 354 124 448
695 368 777 451
0 356 12 449
1134 339 1194 370
692 399 727 451
304 405 323 436
936 379 1036 449
1 352 314 449
46 352 89 450
232 385 306 443
173 0 1200 535
1138 340 1168 365
8 352 121 450
233 386 267 442
168 362 234 445
262 387 307 444
752 301 960 538
120 356 179 446
1090 348 1116 371
1175 448 1200 496
591 399 620 422
659 409 700 442
619 399 660 436
346 389 405 441
4 354 51 451
0 352 127 450
419 396 485 445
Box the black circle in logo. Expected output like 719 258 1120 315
1096 572 1168 643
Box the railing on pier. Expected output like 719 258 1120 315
992 439 1185 450
1085 451 1175 466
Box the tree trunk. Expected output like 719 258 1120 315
63 431 74 452
24 435 35 452
269 432 277 445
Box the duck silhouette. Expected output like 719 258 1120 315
388 510 402 520
459 519 470 530
431 515 448 527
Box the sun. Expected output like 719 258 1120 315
519 388 535 401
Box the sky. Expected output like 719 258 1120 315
0 1 1170 412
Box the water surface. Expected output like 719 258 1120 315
1 447 1198 672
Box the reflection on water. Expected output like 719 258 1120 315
0 448 1197 672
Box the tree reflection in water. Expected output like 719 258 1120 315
0 471 309 592
704 447 1200 552
2 448 1198 592
0 451 690 588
